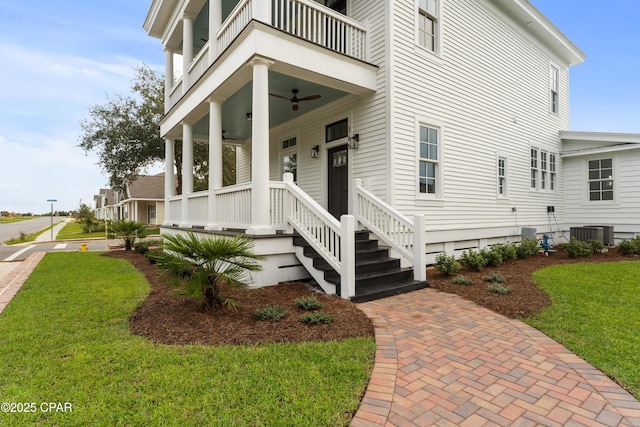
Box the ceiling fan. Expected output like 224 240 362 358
269 89 321 111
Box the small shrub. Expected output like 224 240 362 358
564 238 593 258
588 239 605 253
487 283 511 295
516 238 540 259
255 305 288 321
451 275 473 285
460 249 488 272
482 272 505 283
481 246 504 266
435 253 462 276
19 230 28 241
617 237 640 255
134 243 150 255
300 312 334 324
295 295 324 311
498 242 519 261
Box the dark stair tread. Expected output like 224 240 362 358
350 280 429 303
325 267 414 285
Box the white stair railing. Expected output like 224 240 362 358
282 173 355 298
353 179 426 281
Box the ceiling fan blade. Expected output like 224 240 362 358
269 93 290 100
298 94 322 101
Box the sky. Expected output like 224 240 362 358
1 1 639 214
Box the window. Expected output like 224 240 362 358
282 137 297 182
531 147 557 192
325 118 348 143
530 148 538 189
324 0 346 14
418 0 438 53
549 153 557 191
550 66 559 114
418 125 438 195
588 158 613 201
498 157 507 197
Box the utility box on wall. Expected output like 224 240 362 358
521 227 537 240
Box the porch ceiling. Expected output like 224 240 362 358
192 71 348 140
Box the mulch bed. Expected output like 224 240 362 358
103 250 374 346
104 247 637 346
427 246 636 318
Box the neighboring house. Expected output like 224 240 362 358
94 173 166 225
94 188 115 221
143 0 633 300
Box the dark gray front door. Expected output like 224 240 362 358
327 145 348 219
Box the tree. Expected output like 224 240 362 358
79 63 236 194
108 220 149 251
151 233 263 310
77 203 98 233
79 64 164 193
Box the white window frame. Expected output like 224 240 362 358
416 119 443 199
497 156 508 198
281 136 298 183
416 0 442 56
550 65 559 115
530 146 558 193
587 157 614 202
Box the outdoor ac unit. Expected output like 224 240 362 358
521 227 537 240
570 227 605 244
586 225 615 246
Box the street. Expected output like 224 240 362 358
0 217 64 243
0 239 114 262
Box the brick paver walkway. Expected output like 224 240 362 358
0 252 45 314
351 288 640 427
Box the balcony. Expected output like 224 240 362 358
168 0 368 108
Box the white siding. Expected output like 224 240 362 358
387 0 571 232
565 150 640 237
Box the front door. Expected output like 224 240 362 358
327 145 348 219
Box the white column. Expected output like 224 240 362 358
207 96 224 230
182 14 194 91
163 138 175 226
209 0 222 58
181 122 194 227
246 56 274 235
252 0 271 24
164 48 174 111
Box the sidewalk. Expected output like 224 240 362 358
34 218 71 243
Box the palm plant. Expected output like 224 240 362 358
108 219 149 250
152 232 263 310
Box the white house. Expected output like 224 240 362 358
94 173 166 225
142 0 631 301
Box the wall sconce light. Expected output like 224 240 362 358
348 133 360 149
311 145 320 158
246 112 252 121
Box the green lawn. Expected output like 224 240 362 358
526 261 640 398
56 221 105 240
0 252 375 426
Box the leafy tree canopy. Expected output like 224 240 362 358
78 64 165 193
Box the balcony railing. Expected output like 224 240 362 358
217 0 367 61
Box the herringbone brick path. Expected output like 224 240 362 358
351 288 640 427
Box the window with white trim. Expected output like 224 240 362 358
281 137 297 182
418 125 439 195
417 0 439 53
531 147 557 192
588 158 613 201
550 66 559 114
497 157 507 197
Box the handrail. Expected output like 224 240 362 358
283 174 342 272
354 179 414 262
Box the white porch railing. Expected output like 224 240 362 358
282 174 355 298
217 0 367 61
215 183 253 229
353 179 427 281
187 192 209 226
168 196 182 224
187 43 210 88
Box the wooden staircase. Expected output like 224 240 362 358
293 231 428 302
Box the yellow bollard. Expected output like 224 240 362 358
80 243 87 252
